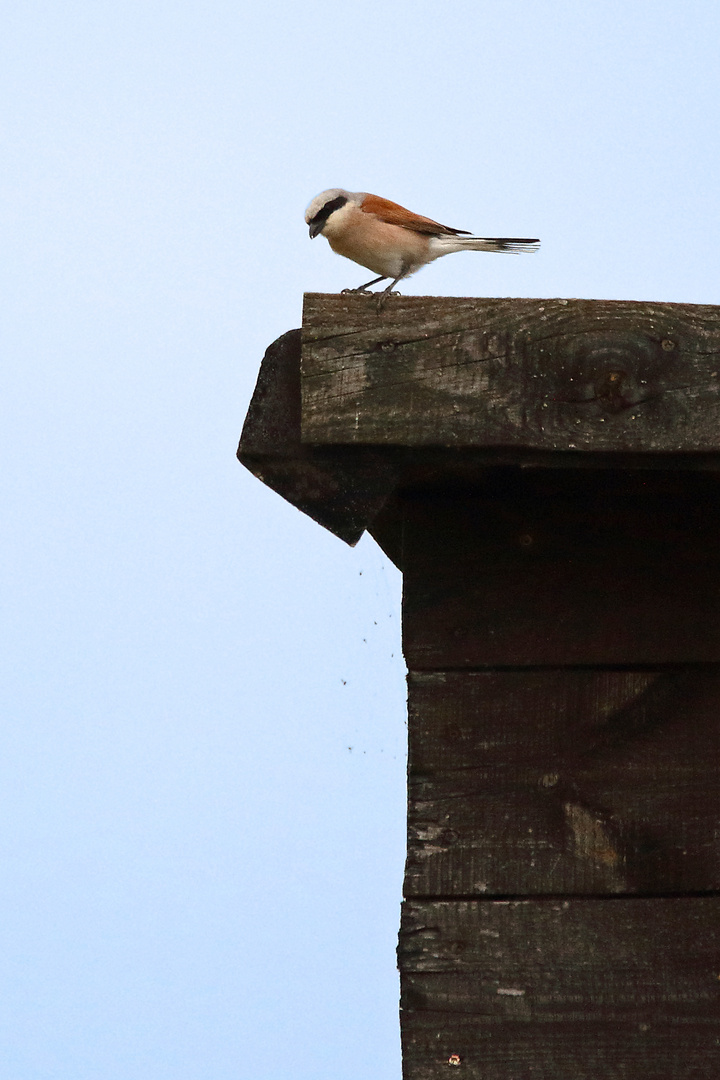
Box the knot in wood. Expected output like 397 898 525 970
595 369 630 410
561 333 672 416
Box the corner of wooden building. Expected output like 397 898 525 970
239 293 720 1079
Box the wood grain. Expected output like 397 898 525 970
399 897 720 1079
238 328 398 543
302 293 720 451
405 669 720 897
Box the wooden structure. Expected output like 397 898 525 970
238 294 720 1079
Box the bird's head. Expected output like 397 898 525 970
305 188 353 238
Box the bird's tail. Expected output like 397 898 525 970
432 235 540 255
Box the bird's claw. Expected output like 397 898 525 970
339 285 401 312
376 290 401 314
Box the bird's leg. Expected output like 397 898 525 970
376 272 405 313
341 275 387 295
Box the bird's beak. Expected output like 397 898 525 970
308 221 323 239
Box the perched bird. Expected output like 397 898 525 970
305 188 539 309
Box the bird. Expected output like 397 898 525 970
305 188 539 310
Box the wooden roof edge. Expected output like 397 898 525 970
239 298 720 545
237 327 398 545
301 293 720 453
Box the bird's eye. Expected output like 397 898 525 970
309 194 348 232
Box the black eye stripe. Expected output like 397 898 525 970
309 194 348 230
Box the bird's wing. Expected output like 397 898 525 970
360 193 470 236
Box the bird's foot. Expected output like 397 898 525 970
376 290 401 314
341 286 370 294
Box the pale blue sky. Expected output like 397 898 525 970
1 2 719 1078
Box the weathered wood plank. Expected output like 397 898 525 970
405 669 720 897
241 318 720 548
301 293 720 451
399 897 720 1079
401 473 720 666
237 328 397 543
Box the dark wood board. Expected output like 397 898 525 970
237 328 398 543
405 669 720 897
240 315 720 549
399 897 720 1079
301 293 720 452
401 474 720 666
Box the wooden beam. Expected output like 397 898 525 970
302 294 720 451
237 328 397 544
399 897 720 1079
405 669 720 898
400 475 720 665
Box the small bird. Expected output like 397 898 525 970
305 188 539 310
